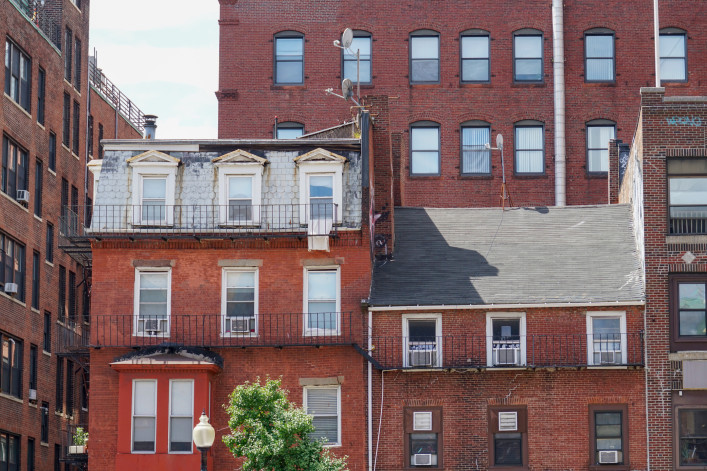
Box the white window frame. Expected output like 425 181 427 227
486 312 527 367
131 379 157 454
303 385 341 447
586 311 627 366
298 162 344 226
221 267 259 337
303 266 341 336
168 379 194 454
402 313 442 368
216 163 264 225
133 267 171 337
130 163 177 226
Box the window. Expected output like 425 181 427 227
60 178 69 235
68 270 76 323
215 151 265 226
343 32 371 84
404 407 442 468
5 38 31 112
1 232 26 302
670 275 707 350
58 265 66 321
461 122 491 175
169 380 193 452
55 357 63 412
65 359 74 416
403 314 442 368
98 124 104 159
43 312 51 352
27 437 35 471
87 115 93 156
34 159 43 217
128 150 179 226
585 31 615 82
489 406 528 468
64 27 72 82
410 122 440 175
32 251 39 309
486 312 526 367
37 68 45 125
46 223 54 263
304 386 340 446
0 431 20 471
274 32 304 85
304 268 340 335
48 132 56 172
586 121 616 174
132 379 157 453
461 30 490 83
1 333 22 398
70 0 81 9
2 135 28 202
677 408 707 467
74 38 81 90
590 405 628 466
513 30 543 82
587 311 627 366
41 404 49 443
410 31 439 83
660 28 687 83
53 443 59 471
296 149 345 228
62 94 70 147
276 121 304 139
668 158 707 235
222 268 257 335
514 122 544 174
29 344 37 392
72 100 80 154
134 268 171 335
80 375 88 410
142 177 167 222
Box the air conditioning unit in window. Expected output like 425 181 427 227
143 318 166 334
598 350 622 365
409 350 436 367
598 450 619 464
226 317 254 334
3 283 18 295
494 346 520 366
29 388 37 402
16 190 30 203
412 454 432 466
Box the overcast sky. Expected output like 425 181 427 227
89 1 219 139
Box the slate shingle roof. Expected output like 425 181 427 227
369 205 644 307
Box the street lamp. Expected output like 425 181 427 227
192 410 215 471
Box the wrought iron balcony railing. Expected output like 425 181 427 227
10 0 63 49
90 312 360 348
62 204 340 239
56 322 89 355
60 424 88 465
370 333 644 370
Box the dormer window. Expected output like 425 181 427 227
213 150 266 226
127 151 179 226
295 148 347 232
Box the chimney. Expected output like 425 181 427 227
144 115 158 139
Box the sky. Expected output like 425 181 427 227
89 1 219 139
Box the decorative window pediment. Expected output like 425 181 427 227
212 149 267 166
294 148 348 164
127 150 180 166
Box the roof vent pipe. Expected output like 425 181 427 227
144 115 158 139
552 0 566 207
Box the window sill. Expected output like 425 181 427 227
34 214 43 222
61 143 72 154
3 92 32 118
0 290 27 307
489 465 528 471
513 173 548 179
28 401 37 408
72 151 80 160
409 174 442 179
586 365 629 370
409 83 441 89
43 350 52 357
37 122 45 130
45 260 54 267
583 81 617 87
31 307 40 314
48 168 56 177
460 174 494 179
0 190 30 212
665 234 707 244
586 172 608 179
589 464 629 471
459 82 492 88
662 81 690 87
511 82 545 88
270 84 306 90
41 442 49 448
0 392 24 404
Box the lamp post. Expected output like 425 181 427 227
192 410 215 471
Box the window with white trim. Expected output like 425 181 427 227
297 158 344 228
304 386 340 446
222 268 258 336
486 313 526 367
215 151 265 226
587 311 626 366
129 152 178 226
169 380 193 453
132 380 157 453
304 268 340 335
134 268 171 336
403 314 442 368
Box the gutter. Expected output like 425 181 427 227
368 300 645 311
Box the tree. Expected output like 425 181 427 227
223 378 347 471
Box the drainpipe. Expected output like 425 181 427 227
654 0 660 87
367 308 373 470
552 0 566 207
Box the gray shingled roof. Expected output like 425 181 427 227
370 205 644 307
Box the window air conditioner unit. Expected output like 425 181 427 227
409 350 436 367
226 317 254 334
598 350 622 365
598 450 619 464
412 454 432 466
3 283 18 295
143 318 165 334
494 346 520 366
29 388 37 401
16 190 30 203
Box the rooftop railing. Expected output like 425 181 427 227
10 0 62 49
90 312 361 348
370 333 644 370
89 58 145 131
61 204 339 240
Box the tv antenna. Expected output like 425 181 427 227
326 28 361 106
485 134 513 210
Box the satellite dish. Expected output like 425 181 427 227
342 78 353 100
341 28 354 49
496 134 504 150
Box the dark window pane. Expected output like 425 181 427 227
495 432 522 465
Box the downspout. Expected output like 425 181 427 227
654 0 660 87
552 0 566 207
368 308 373 471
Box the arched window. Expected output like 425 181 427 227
410 30 440 84
460 30 490 83
276 121 304 139
513 29 543 82
584 28 615 82
460 121 491 175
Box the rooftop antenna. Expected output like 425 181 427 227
485 134 513 210
328 28 361 106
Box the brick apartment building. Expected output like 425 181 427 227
611 88 707 470
1 0 143 470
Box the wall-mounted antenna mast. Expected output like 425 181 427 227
486 134 513 210
328 28 361 106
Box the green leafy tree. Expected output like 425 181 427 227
223 378 347 471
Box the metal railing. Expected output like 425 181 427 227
56 322 89 355
90 312 361 348
62 204 339 239
370 333 644 370
669 207 707 235
61 424 88 464
89 58 145 131
10 0 62 49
